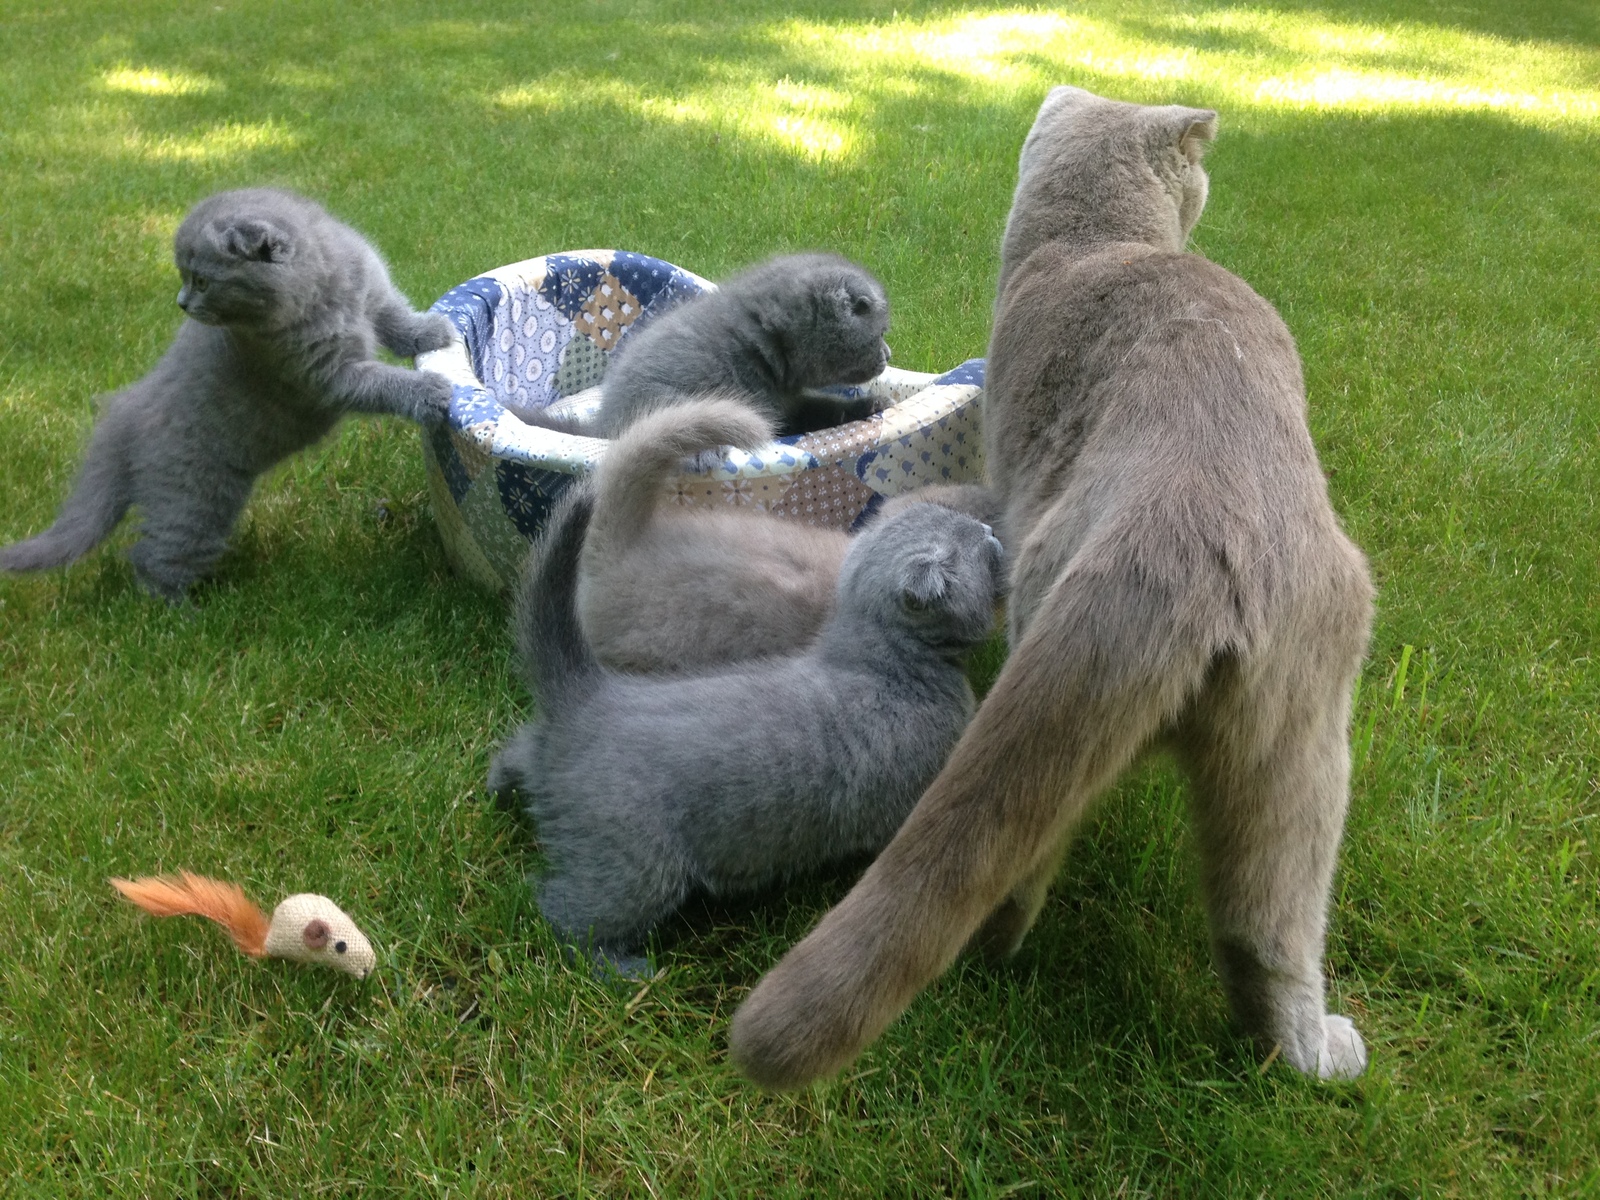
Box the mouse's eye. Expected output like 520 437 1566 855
334 941 348 954
851 296 872 316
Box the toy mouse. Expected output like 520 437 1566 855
110 871 377 978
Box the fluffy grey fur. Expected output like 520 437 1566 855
577 396 850 672
0 188 455 600
578 398 1006 673
489 487 1004 973
591 252 892 437
733 88 1375 1088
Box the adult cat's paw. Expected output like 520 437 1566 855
1315 1013 1368 1080
412 370 454 425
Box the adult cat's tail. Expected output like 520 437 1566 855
513 485 603 710
728 555 1221 1089
589 396 775 557
0 416 132 572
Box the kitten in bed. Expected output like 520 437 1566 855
488 487 1005 975
583 252 892 437
0 188 456 601
578 396 1005 673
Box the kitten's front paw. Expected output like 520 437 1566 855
685 447 731 474
413 371 454 425
410 313 457 356
1315 1014 1368 1080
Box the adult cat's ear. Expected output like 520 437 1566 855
901 555 949 610
1152 106 1219 164
222 219 293 263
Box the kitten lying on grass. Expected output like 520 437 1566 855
489 486 1005 976
0 188 456 601
579 396 1005 673
570 252 891 437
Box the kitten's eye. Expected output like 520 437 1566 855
334 941 348 954
192 276 209 292
852 296 873 317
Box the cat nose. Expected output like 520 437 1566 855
176 289 189 310
882 342 892 361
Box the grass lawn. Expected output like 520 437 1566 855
2 0 1597 1194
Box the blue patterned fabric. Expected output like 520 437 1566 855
414 250 989 590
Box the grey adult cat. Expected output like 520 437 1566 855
488 486 1005 975
0 188 456 601
589 252 892 437
579 396 1006 673
732 88 1375 1087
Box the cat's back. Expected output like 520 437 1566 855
989 242 1313 493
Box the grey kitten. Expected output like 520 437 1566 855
577 395 849 673
591 252 892 437
488 486 1004 974
579 395 1006 673
733 87 1375 1090
0 188 456 601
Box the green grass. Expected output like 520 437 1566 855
2 0 1597 1194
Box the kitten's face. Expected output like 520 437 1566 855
173 201 301 328
793 263 893 387
841 505 1004 650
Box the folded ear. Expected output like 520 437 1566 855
901 554 950 610
222 219 293 262
1163 106 1219 163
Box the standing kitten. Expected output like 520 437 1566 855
489 488 1005 974
0 188 455 600
732 88 1375 1087
591 252 892 437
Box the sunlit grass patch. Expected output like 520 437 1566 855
101 65 221 97
495 69 861 161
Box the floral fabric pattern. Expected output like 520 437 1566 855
415 250 987 590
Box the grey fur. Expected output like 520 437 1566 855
592 253 892 437
577 398 1007 673
731 87 1374 1088
0 188 455 600
490 489 1004 971
577 396 850 672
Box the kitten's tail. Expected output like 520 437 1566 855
728 557 1222 1089
589 396 775 556
0 415 132 572
513 484 603 709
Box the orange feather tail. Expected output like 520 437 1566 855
110 872 270 957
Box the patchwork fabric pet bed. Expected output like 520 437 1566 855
416 250 987 590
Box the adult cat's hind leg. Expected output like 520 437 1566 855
967 834 1071 962
373 300 456 359
1176 649 1367 1080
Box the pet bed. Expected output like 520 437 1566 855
417 250 986 590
